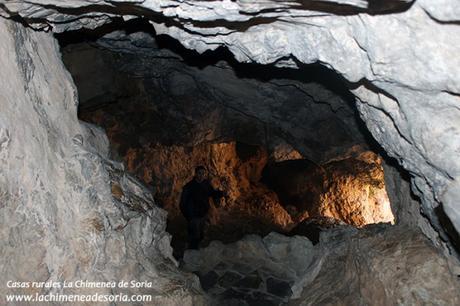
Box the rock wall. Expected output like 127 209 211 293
123 142 291 225
3 0 457 254
75 117 395 256
121 141 293 257
262 151 394 226
63 40 366 164
319 152 394 226
0 18 204 305
77 89 395 233
183 226 460 305
62 39 394 231
1 1 460 304
295 225 460 305
182 233 317 305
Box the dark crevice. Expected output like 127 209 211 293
435 205 460 256
56 17 153 46
292 0 415 15
421 8 460 25
0 4 46 30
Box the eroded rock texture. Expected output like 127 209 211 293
263 151 394 226
0 18 205 304
182 233 316 305
1 1 460 305
183 226 460 305
63 39 364 164
59 39 396 256
77 78 394 254
77 106 395 257
121 141 292 258
296 225 460 305
2 0 457 255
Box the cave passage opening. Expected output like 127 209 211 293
56 18 395 258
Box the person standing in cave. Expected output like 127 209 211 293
179 166 225 250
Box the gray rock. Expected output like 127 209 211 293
3 0 458 253
217 271 244 288
0 18 205 305
183 227 460 304
61 40 365 165
1 1 460 305
199 271 220 291
266 277 293 298
183 232 317 302
234 272 263 290
3 0 455 253
297 225 460 305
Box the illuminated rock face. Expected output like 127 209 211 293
121 141 293 254
77 76 394 230
4 0 458 251
319 152 394 226
63 40 393 233
263 151 394 227
61 40 399 252
81 104 394 237
1 1 460 305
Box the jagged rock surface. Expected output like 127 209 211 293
262 151 394 226
182 232 318 305
0 18 205 305
74 82 395 253
2 0 458 255
63 39 364 164
183 226 460 305
1 1 460 304
295 225 460 305
77 118 394 256
319 152 394 226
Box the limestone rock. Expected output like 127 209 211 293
263 152 394 226
63 39 364 164
289 216 348 244
319 152 394 226
182 232 317 304
61 39 398 246
1 0 460 304
296 226 460 305
183 227 460 305
24 0 458 247
0 18 205 305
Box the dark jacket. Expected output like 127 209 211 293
179 179 224 220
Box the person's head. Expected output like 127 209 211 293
194 165 207 182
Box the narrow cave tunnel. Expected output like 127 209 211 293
1 2 460 306
57 19 396 258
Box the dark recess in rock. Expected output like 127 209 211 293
1 1 460 306
266 277 293 298
198 271 220 291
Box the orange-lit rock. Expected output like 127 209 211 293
263 151 394 227
320 152 394 227
123 140 393 231
121 141 293 254
82 106 393 242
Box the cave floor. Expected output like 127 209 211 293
168 209 289 259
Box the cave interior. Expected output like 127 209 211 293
1 2 460 305
57 19 397 257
